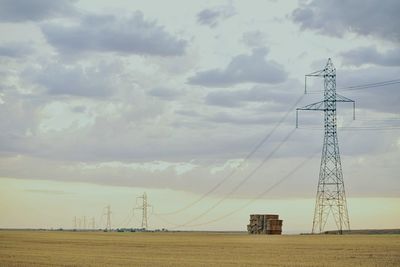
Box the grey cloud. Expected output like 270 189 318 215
189 48 287 87
0 42 34 58
0 80 397 198
71 105 87 113
341 46 400 67
25 62 119 97
3 149 399 198
0 0 77 22
148 87 182 100
304 59 400 114
208 112 279 126
241 31 266 48
292 0 400 41
205 82 299 108
206 91 243 107
197 9 220 27
175 110 201 118
41 12 187 56
0 2 398 201
0 90 41 156
197 4 235 28
336 66 400 114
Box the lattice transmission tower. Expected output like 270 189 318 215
105 205 112 231
296 58 355 234
134 192 152 229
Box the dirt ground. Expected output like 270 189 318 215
0 230 399 266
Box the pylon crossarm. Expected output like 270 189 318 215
336 94 356 120
297 100 325 111
306 69 325 77
304 70 325 94
336 94 354 103
296 100 325 128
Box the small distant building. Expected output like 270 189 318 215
247 214 283 235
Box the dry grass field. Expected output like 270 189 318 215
0 230 399 266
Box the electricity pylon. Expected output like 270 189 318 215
105 205 112 231
134 192 152 229
296 58 354 234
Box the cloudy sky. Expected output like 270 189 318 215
0 0 399 232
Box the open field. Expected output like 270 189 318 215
0 231 399 266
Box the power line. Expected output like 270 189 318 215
355 118 400 122
98 207 105 228
179 120 359 228
155 94 305 216
117 209 133 228
298 126 400 131
306 78 400 94
161 127 297 228
123 213 134 229
153 77 397 228
157 149 319 228
155 78 398 218
155 77 398 229
338 79 400 91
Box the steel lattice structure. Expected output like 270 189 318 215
105 205 112 231
135 192 152 229
297 59 354 234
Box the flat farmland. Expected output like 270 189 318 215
0 231 399 266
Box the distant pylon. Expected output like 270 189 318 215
92 217 95 230
74 216 77 229
105 205 112 231
134 192 152 229
297 58 354 234
83 216 86 230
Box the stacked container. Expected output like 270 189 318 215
247 214 282 235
